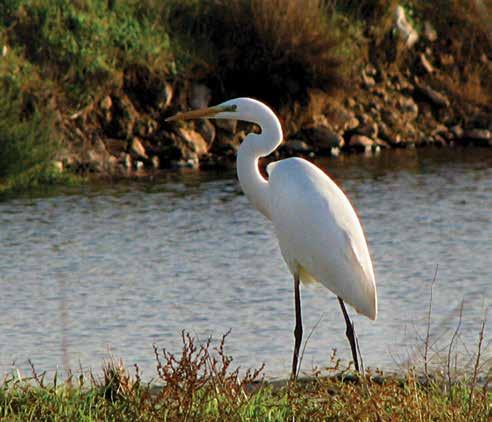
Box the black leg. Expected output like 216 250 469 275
338 297 360 372
291 275 303 380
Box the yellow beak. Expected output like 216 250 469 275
165 106 222 122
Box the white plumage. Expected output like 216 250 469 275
268 157 377 319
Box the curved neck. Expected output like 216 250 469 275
237 114 283 221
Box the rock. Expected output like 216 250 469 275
177 158 199 169
330 147 341 157
151 156 160 169
159 82 173 110
394 76 414 93
378 121 402 146
372 86 388 102
414 78 450 108
100 96 112 110
433 134 447 146
356 122 378 139
398 96 419 120
135 118 158 138
450 125 464 139
343 116 360 132
190 83 211 109
176 127 208 156
424 21 437 42
463 129 491 146
215 118 237 133
348 134 374 152
209 129 241 156
362 70 376 88
302 126 345 151
93 137 108 154
60 153 77 170
431 123 449 137
480 53 490 64
355 114 379 138
283 140 312 154
86 138 115 172
233 130 247 146
324 102 357 131
124 153 132 169
130 137 148 160
195 119 216 146
418 53 434 74
374 138 390 148
345 97 356 108
368 104 382 117
365 64 377 76
52 161 63 172
312 114 330 128
395 5 418 48
105 138 127 156
439 54 455 67
381 109 401 128
106 95 138 139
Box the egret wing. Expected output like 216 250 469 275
267 158 377 319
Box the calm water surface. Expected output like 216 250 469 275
1 148 491 379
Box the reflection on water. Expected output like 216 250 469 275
0 148 491 379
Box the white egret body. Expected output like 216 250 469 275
167 97 377 377
267 157 376 318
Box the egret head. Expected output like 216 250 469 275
165 97 276 126
166 101 237 122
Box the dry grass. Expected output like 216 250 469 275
166 0 346 108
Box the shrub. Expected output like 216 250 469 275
0 84 54 179
7 0 172 106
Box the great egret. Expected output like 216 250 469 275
166 98 377 378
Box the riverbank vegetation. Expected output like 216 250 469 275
1 330 490 421
0 0 490 192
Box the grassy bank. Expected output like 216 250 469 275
1 332 490 421
0 0 490 190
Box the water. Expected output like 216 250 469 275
0 148 491 380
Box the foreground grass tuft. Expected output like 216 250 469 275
1 331 490 421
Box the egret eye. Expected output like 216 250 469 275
222 104 237 112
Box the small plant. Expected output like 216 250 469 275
153 330 265 418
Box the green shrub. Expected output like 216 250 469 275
0 87 54 178
8 0 172 106
0 71 76 192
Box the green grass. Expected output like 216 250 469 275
1 362 489 421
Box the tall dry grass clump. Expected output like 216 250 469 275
166 0 345 108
